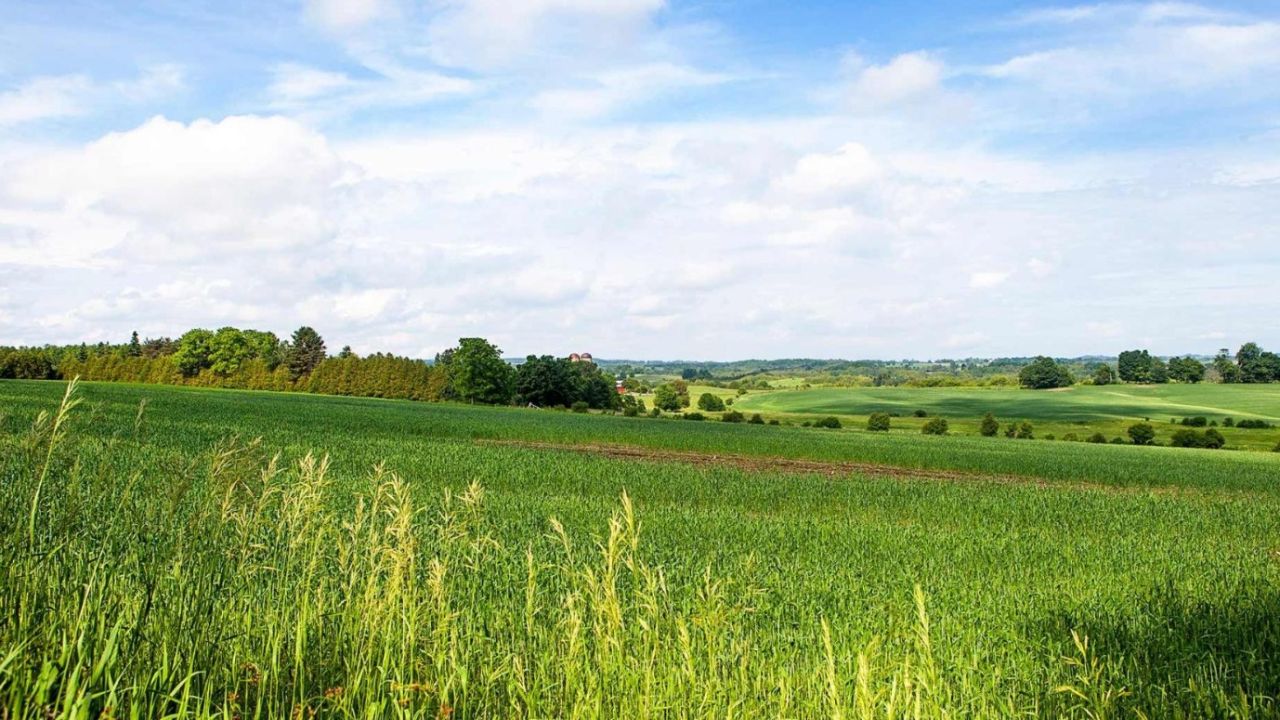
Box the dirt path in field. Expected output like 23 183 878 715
475 439 1270 500
477 439 1045 485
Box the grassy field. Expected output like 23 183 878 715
735 384 1280 450
3 379 1280 718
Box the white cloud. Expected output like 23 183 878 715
306 0 394 31
531 63 730 119
775 143 880 195
968 271 1010 289
0 75 92 126
847 52 943 108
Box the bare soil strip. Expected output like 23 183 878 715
475 439 1263 499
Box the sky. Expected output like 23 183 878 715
1 1 1278 360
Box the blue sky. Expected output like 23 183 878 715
1 1 1278 359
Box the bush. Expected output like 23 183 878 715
1062 433 1079 442
649 408 661 418
1236 419 1273 429
813 416 843 429
1014 422 1034 440
623 406 639 417
721 411 745 423
912 409 928 418
748 413 765 425
1043 434 1056 441
1110 437 1125 445
866 413 891 432
1180 416 1208 427
1169 428 1225 449
571 401 590 413
1223 417 1235 427
683 412 705 421
696 393 726 412
1127 422 1156 446
921 418 949 435
979 413 999 437
768 419 781 426
1273 441 1280 452
1087 432 1108 444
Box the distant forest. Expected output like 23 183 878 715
2 327 1278 406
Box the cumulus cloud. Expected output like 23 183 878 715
846 52 944 108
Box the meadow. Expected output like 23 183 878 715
734 384 1280 450
3 379 1280 718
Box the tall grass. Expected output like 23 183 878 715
2 382 1278 717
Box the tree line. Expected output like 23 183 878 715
0 328 621 410
1013 342 1279 389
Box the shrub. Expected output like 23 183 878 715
748 413 765 425
683 412 705 421
1223 417 1235 427
571 401 590 413
1087 432 1108 444
1127 422 1156 446
623 406 639 417
725 398 733 406
1180 416 1208 427
697 393 726 412
1004 423 1017 438
979 413 999 437
1236 419 1273 429
801 421 812 427
813 416 843 429
1015 422 1034 440
768 419 780 426
649 408 661 418
913 409 928 418
1110 437 1125 445
1062 433 1079 442
721 410 745 423
1043 434 1056 441
867 413 892 432
1169 428 1225 449
921 417 949 435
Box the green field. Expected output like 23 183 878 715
735 384 1280 449
3 380 1280 718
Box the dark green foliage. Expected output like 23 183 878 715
1118 349 1154 383
683 412 705 421
1128 423 1156 446
450 337 515 405
1110 437 1126 444
1087 432 1108 443
1235 419 1273 430
1180 416 1208 427
1167 357 1205 383
721 410 745 423
813 416 842 429
697 393 726 412
979 413 999 437
748 413 765 425
571 401 589 413
1223 417 1235 428
912 409 928 418
1015 421 1034 440
1092 364 1116 385
0 348 59 380
1063 433 1079 442
867 413 892 432
1018 356 1073 389
516 355 575 407
1170 428 1226 449
127 331 142 357
1214 348 1242 383
653 384 682 412
921 417 949 435
287 326 327 380
172 328 215 377
768 419 781 426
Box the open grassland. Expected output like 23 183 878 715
735 384 1280 450
3 379 1280 718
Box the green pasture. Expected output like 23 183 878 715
3 379 1280 717
735 384 1280 450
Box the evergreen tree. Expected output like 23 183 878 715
287 326 327 380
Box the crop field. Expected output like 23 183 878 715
735 384 1280 450
3 379 1280 718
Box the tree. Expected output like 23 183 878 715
208 327 252 376
1214 348 1242 383
1127 422 1156 446
979 412 999 437
338 345 356 359
867 413 891 432
242 330 283 369
1118 350 1151 383
921 417 949 435
1092 364 1116 386
1018 356 1073 389
516 355 575 407
697 393 726 412
450 337 514 405
653 384 682 412
1168 356 1205 383
1148 356 1169 384
127 331 142 357
288 327 327 380
172 329 215 377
